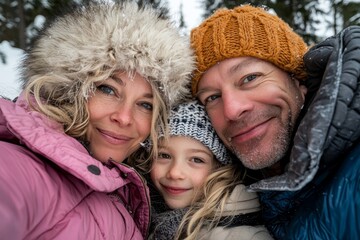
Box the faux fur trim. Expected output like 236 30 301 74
21 1 195 106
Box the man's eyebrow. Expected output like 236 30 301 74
228 58 260 75
195 87 213 98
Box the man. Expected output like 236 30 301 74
190 5 360 239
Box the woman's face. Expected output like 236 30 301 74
86 71 153 163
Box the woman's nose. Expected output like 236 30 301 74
110 103 134 126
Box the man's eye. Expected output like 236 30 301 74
243 74 259 83
97 85 115 95
203 94 220 105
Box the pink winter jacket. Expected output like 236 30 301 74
0 95 150 239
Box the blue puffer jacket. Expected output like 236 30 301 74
248 26 360 239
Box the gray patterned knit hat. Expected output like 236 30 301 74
162 101 232 165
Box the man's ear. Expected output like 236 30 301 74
292 74 308 101
299 83 308 100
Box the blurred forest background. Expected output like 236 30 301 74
1 0 360 65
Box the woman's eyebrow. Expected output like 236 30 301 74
111 75 125 86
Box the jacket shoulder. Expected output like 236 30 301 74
0 141 94 238
0 142 60 238
283 142 360 239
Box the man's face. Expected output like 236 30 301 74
196 57 307 170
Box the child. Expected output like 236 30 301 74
145 101 273 240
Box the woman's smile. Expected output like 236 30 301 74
97 128 132 145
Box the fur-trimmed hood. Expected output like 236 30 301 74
21 1 195 106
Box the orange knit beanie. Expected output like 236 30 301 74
190 5 308 95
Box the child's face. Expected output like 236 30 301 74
150 136 215 209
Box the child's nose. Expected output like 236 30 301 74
166 162 185 180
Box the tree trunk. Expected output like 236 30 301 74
18 0 26 50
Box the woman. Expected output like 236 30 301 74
0 1 194 239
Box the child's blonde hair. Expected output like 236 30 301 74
175 163 244 240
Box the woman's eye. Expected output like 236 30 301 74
139 102 153 111
97 84 115 95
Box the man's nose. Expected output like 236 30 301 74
222 88 253 121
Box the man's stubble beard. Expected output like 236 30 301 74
230 113 293 170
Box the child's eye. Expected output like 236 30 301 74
191 157 205 164
97 84 115 95
158 152 171 159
